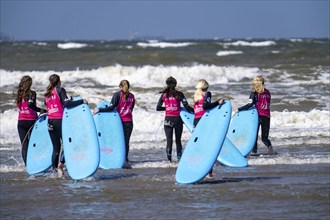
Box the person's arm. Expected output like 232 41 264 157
238 92 257 111
202 91 220 110
99 91 120 112
58 87 85 108
27 91 45 113
156 93 165 111
180 92 194 113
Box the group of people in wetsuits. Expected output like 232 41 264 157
16 74 274 178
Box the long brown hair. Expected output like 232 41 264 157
44 74 61 97
15 75 33 105
159 76 180 100
119 79 130 100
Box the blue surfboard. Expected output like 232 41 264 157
93 101 125 169
227 108 259 157
62 97 100 180
26 114 53 175
217 138 248 167
176 101 232 184
180 108 194 132
180 108 247 168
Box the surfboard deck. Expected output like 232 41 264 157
176 101 232 184
94 101 125 169
62 97 100 180
26 114 53 175
180 107 247 168
227 108 259 157
217 138 248 167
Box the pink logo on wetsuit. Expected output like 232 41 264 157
162 93 180 116
194 94 206 119
18 100 38 120
45 88 64 119
118 92 135 122
256 89 271 118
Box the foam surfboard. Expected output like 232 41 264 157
93 101 125 169
26 114 53 175
180 108 194 132
176 101 231 184
227 108 259 157
180 108 247 167
62 97 100 180
217 138 248 167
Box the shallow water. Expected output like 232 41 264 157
1 146 329 220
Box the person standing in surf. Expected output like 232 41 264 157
44 74 87 177
237 75 275 155
156 76 194 162
193 79 223 177
93 80 135 168
16 75 46 166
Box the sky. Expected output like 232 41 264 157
0 0 329 41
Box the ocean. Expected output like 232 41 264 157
1 38 329 219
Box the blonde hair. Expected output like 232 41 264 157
252 75 265 93
194 79 209 103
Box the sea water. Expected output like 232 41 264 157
1 39 329 219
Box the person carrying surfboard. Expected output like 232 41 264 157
93 79 135 168
237 75 275 155
193 79 223 178
156 76 194 162
44 74 88 177
16 75 46 166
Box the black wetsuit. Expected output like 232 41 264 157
156 91 193 161
193 91 220 127
238 92 272 153
98 91 135 162
46 87 84 170
17 91 44 165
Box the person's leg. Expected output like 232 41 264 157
260 116 273 154
252 118 262 153
17 120 34 166
164 125 174 161
48 119 62 171
122 122 133 162
174 122 183 161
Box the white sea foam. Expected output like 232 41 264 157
0 65 260 88
137 40 195 48
216 51 243 56
57 42 88 49
220 40 276 47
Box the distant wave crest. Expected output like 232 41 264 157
57 42 88 49
137 40 195 48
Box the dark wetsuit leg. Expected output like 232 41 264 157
122 121 133 162
48 119 62 169
17 120 35 165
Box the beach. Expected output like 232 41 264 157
1 38 329 219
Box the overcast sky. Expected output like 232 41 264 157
1 0 329 40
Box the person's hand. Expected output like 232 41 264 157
92 109 99 115
218 99 224 105
40 108 47 114
83 99 88 104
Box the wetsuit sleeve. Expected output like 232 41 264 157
99 91 120 112
59 87 84 108
27 91 43 112
131 95 135 112
202 91 219 110
238 92 257 111
179 92 194 113
156 94 165 111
